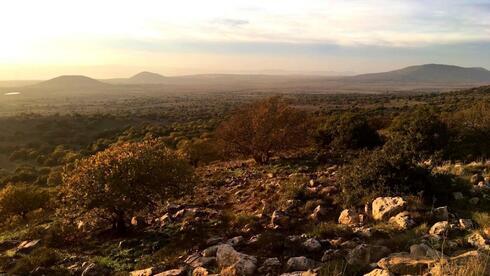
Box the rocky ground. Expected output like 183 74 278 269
1 160 490 275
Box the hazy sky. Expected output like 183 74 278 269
1 0 490 79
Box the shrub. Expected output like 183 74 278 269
445 102 490 161
177 138 221 166
216 97 311 163
337 145 452 207
59 139 194 233
9 247 61 275
316 112 382 151
388 108 449 160
0 183 49 219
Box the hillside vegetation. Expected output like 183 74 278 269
0 86 489 275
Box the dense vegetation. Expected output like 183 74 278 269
0 86 488 275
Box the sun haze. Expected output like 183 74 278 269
1 0 490 79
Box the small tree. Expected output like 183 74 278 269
388 108 448 160
216 97 310 163
177 138 221 166
59 139 194 233
316 113 382 151
0 183 49 219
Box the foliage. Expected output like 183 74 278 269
59 139 194 233
445 102 490 160
316 112 382 151
177 138 221 166
337 143 454 207
388 107 449 160
0 183 49 218
216 97 311 163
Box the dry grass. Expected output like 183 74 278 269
430 252 490 276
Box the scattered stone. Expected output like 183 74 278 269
409 244 442 258
309 205 327 221
338 209 363 225
372 197 406 221
206 237 224 246
471 174 484 185
429 221 450 236
467 232 490 250
227 236 244 247
271 210 289 229
321 249 343 262
469 197 480 205
192 267 209 276
216 244 257 275
286 256 319 271
302 238 322 252
347 244 391 267
81 263 111 276
389 211 415 230
16 239 41 254
453 192 464 200
364 268 394 276
131 216 146 227
258 257 281 274
202 245 220 257
432 206 449 221
130 267 154 276
377 253 434 275
185 253 216 268
458 219 473 230
154 268 185 276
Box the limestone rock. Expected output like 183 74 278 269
286 256 319 271
271 210 289 229
258 257 281 274
347 244 391 267
389 211 414 230
338 209 363 225
154 268 185 276
429 221 450 236
216 244 257 275
372 197 406 221
432 206 449 221
409 244 442 258
302 238 322 252
377 253 434 275
458 219 473 230
364 268 394 276
467 232 490 250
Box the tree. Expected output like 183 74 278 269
0 183 49 218
177 138 221 166
445 102 490 160
216 97 311 163
59 139 194 233
316 113 382 151
388 107 448 160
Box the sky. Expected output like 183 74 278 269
1 0 490 79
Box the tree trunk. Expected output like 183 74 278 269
113 211 126 234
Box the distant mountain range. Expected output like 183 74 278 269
2 64 490 97
351 64 490 83
33 75 111 89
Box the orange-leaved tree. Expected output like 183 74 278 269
216 97 311 163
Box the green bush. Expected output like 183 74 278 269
0 183 49 219
316 112 382 151
9 247 61 275
337 145 454 207
60 139 194 233
388 107 449 160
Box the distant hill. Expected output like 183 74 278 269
127 72 167 84
351 64 490 83
33 75 111 89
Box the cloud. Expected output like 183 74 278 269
211 18 249 27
